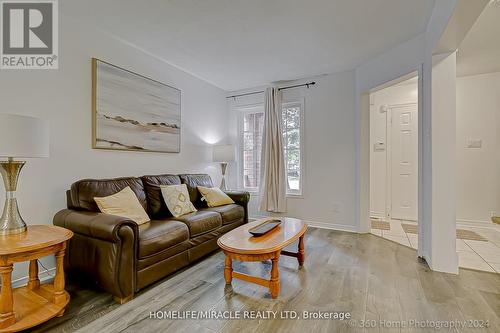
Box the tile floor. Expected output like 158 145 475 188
370 218 500 273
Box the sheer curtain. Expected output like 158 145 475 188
259 87 287 212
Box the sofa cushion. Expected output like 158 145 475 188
179 174 213 207
70 177 147 212
160 184 198 218
203 204 244 225
197 186 235 207
141 174 181 218
138 220 189 258
175 210 222 237
94 186 150 225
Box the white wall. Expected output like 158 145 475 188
355 0 461 273
456 72 500 224
368 71 500 228
369 71 500 228
369 82 418 218
0 15 228 282
369 93 387 219
228 71 357 231
430 52 458 273
355 34 427 238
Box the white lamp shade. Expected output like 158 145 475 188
0 114 49 158
213 144 235 162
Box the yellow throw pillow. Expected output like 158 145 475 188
160 184 197 218
94 186 150 225
197 186 235 208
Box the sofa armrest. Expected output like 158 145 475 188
224 190 250 206
53 209 138 242
53 209 138 301
224 191 251 222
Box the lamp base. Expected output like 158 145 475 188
0 159 27 235
219 162 228 191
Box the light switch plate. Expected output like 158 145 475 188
374 142 385 151
466 139 482 148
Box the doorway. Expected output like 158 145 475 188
369 74 420 249
453 2 500 273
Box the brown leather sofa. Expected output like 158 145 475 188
53 174 250 304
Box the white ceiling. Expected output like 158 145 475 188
457 3 500 77
62 0 436 91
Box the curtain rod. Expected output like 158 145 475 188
226 81 316 99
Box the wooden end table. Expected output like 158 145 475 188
0 225 73 333
217 217 307 299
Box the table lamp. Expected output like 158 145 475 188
213 144 235 191
0 114 49 235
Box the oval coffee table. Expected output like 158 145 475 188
217 217 307 298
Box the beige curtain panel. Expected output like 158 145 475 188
259 87 287 212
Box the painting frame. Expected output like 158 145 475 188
92 58 181 153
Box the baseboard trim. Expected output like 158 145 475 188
425 252 459 275
369 211 385 219
304 220 358 233
6 267 56 289
456 219 500 231
249 214 358 233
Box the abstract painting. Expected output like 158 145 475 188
92 58 181 153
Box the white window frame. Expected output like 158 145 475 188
237 104 264 194
236 100 305 197
282 100 305 197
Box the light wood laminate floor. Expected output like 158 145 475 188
32 228 499 333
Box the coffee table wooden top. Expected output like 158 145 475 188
0 225 73 256
218 217 307 254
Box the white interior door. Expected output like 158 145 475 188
390 104 418 221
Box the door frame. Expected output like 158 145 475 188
359 68 423 256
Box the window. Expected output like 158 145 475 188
282 102 303 195
240 107 264 192
238 101 303 195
